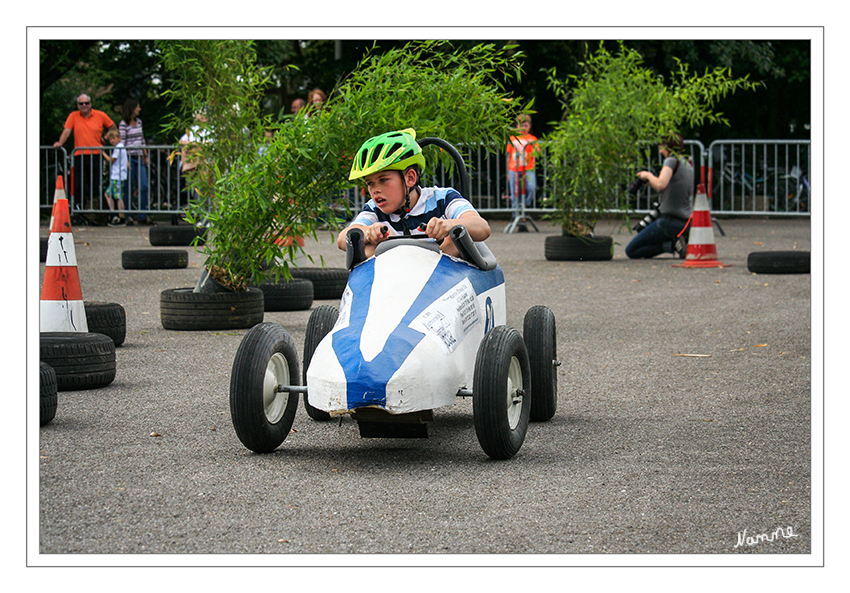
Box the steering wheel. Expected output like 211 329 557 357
380 223 437 243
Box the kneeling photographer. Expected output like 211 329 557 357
625 133 694 259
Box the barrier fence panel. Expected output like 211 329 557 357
40 146 68 208
40 145 189 222
41 140 811 223
707 140 811 215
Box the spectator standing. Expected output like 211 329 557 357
119 99 153 225
506 114 538 210
53 93 117 216
290 97 306 116
103 129 128 226
307 88 327 113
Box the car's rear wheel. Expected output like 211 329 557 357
524 305 558 422
473 325 531 460
230 323 300 453
303 305 338 421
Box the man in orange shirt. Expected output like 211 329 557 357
54 94 117 216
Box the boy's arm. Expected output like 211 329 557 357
455 210 491 242
422 210 491 245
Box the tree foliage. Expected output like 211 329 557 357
543 42 762 234
39 38 811 148
158 40 526 290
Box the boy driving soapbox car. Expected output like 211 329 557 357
228 138 559 460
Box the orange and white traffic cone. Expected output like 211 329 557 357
47 174 66 232
41 191 88 332
673 184 730 268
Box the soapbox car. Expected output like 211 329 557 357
229 226 558 459
228 138 558 460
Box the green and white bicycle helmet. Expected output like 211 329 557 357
349 128 426 181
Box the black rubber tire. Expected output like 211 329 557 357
747 250 810 274
160 287 264 331
255 278 314 312
473 325 532 460
302 305 338 421
122 249 188 269
544 234 614 261
40 332 116 391
84 301 126 346
230 322 300 453
40 362 58 426
149 224 206 246
524 305 558 422
289 268 349 300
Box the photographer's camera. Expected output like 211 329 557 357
627 174 648 195
633 202 661 232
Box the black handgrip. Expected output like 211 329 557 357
345 228 367 270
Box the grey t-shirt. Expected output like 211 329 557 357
659 155 694 221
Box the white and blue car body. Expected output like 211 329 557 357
306 241 506 416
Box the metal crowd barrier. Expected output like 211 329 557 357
39 145 191 222
706 140 811 215
41 139 811 223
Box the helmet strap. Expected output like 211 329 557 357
393 169 419 235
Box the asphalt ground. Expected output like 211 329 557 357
32 214 816 565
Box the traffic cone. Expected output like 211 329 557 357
47 175 66 231
673 184 730 268
41 193 88 332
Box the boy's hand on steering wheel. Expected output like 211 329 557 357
422 218 452 243
364 223 389 245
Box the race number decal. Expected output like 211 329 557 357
409 278 480 355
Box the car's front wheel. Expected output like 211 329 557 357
473 325 531 460
230 323 300 453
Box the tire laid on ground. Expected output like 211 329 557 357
230 322 300 453
84 301 126 346
302 305 338 421
254 278 313 312
122 249 188 269
544 234 614 261
40 362 58 426
149 224 206 246
473 325 532 460
289 268 349 300
160 287 264 331
747 250 810 274
40 332 116 391
524 305 558 422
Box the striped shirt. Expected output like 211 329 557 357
118 118 146 157
350 186 477 236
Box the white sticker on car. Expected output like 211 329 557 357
409 278 480 354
